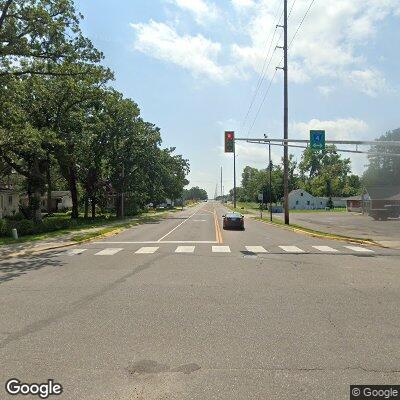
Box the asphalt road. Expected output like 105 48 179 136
1 201 400 399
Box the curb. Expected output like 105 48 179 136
253 217 383 248
0 208 187 260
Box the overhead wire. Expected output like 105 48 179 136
246 0 316 136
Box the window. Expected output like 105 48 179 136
300 192 303 197
307 200 310 205
8 195 13 206
296 200 299 205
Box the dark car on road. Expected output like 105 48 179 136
222 212 244 230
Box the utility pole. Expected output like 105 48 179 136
283 0 289 224
277 0 290 224
233 145 237 209
269 142 273 222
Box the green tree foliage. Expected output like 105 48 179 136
298 146 361 197
363 128 400 187
0 0 190 222
183 187 208 201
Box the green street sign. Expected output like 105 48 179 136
310 130 325 150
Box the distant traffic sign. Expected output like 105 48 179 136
310 130 325 150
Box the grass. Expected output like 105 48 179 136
0 208 180 246
229 202 347 214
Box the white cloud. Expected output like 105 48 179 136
169 0 220 24
131 20 239 83
290 118 369 141
317 85 335 96
230 0 400 95
346 68 388 97
231 0 256 12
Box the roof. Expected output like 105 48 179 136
366 186 400 201
346 195 362 201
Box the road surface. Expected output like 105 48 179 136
1 201 399 399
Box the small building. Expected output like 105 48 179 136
0 188 19 218
366 186 400 210
40 191 73 212
288 189 327 210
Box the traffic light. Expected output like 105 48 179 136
225 131 235 153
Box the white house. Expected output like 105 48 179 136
0 188 19 218
40 191 73 212
288 189 327 210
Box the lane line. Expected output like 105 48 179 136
94 248 123 256
279 246 305 253
312 246 339 253
245 246 268 253
175 246 195 253
135 247 159 254
212 246 231 253
157 207 201 242
344 246 374 253
214 208 223 244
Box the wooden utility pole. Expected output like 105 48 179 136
283 0 289 225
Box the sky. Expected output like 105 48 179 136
75 0 400 198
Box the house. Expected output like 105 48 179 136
40 191 73 212
346 195 363 212
0 188 19 218
288 189 327 210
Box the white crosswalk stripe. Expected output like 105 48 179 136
312 246 339 253
344 246 374 253
212 246 231 253
135 247 159 254
279 246 305 253
65 244 379 256
245 246 268 253
175 246 195 253
67 249 87 256
94 248 123 256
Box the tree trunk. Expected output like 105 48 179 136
116 194 122 218
46 154 52 214
84 196 89 219
91 197 96 219
32 188 42 222
68 166 79 219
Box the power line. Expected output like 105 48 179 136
245 0 315 136
289 0 316 48
240 4 284 135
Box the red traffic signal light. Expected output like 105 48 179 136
225 131 235 153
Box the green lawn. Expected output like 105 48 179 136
0 208 179 246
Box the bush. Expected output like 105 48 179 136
0 219 8 236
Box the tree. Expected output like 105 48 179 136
183 187 208 201
0 0 102 77
363 128 400 187
298 146 353 197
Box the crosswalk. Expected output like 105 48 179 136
65 244 377 256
